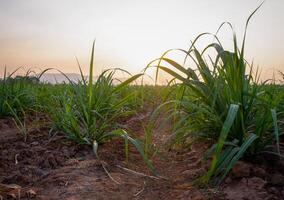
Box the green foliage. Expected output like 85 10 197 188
0 68 36 118
149 4 283 184
49 70 142 144
47 42 155 172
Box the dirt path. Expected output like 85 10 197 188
1 111 284 199
0 111 218 200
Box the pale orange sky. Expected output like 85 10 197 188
0 0 283 81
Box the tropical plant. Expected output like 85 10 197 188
48 42 154 171
148 4 282 184
0 68 33 118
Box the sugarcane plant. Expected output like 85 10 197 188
147 3 283 184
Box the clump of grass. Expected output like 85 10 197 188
0 69 39 142
0 68 34 118
48 42 154 171
0 67 49 140
148 4 282 184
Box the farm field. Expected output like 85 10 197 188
0 83 284 200
1 3 284 200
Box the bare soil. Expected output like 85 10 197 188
0 112 284 200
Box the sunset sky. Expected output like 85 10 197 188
0 0 283 80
